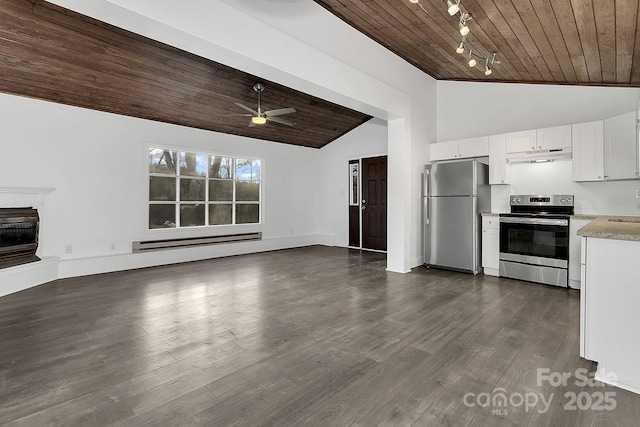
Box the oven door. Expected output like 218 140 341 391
499 215 569 268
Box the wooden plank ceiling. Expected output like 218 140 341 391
313 0 640 86
0 0 371 149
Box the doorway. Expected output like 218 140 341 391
348 155 387 251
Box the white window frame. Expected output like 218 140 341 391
146 145 262 230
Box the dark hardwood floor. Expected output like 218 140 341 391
1 246 639 426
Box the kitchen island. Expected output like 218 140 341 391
578 216 640 395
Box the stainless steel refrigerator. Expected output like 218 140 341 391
422 159 490 274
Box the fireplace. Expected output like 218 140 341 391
0 207 40 269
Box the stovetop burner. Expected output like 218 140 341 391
506 194 574 216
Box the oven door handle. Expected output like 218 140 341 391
499 217 568 226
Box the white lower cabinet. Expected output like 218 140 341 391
568 217 590 289
481 215 499 276
581 236 640 393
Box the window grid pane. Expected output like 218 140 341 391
149 149 260 228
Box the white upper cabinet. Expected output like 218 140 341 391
488 134 510 185
430 136 488 162
505 130 536 153
571 112 639 182
537 125 572 151
604 111 639 181
572 120 604 182
505 126 571 154
429 140 459 162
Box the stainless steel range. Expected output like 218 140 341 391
499 195 574 287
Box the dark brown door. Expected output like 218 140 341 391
362 156 387 251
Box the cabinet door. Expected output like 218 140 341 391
481 216 499 274
458 136 489 159
430 140 459 161
537 125 571 151
572 121 604 182
488 134 510 184
604 111 638 180
505 130 536 153
569 218 590 288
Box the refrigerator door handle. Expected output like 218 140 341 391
424 197 429 225
423 169 430 197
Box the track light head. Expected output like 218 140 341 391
409 0 419 3
468 50 476 67
459 12 471 36
484 58 492 75
447 0 460 15
456 41 465 54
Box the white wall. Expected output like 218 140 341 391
0 93 322 279
319 118 388 247
491 162 640 215
48 0 438 272
437 81 640 141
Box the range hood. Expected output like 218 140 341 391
506 148 572 164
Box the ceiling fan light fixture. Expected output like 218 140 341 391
447 0 460 15
251 116 267 125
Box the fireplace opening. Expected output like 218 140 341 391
0 207 40 269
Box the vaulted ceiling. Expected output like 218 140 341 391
0 0 371 149
2 1 637 152
313 0 640 86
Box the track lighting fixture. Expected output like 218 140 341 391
459 13 471 36
468 50 476 68
484 58 492 76
407 0 499 78
447 0 460 16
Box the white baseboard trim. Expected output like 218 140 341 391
595 364 640 396
484 268 499 277
57 234 325 279
0 256 59 298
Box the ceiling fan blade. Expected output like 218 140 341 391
248 119 256 128
265 107 296 117
216 113 252 117
266 116 295 126
235 103 258 115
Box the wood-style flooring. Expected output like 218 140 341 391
1 246 639 426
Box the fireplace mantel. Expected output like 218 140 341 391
0 186 56 195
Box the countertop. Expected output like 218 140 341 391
577 216 640 242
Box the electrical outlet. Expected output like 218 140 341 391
64 245 72 254
636 189 640 199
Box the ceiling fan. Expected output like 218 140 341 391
234 83 296 127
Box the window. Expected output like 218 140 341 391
148 148 261 229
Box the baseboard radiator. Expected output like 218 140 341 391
132 232 262 253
